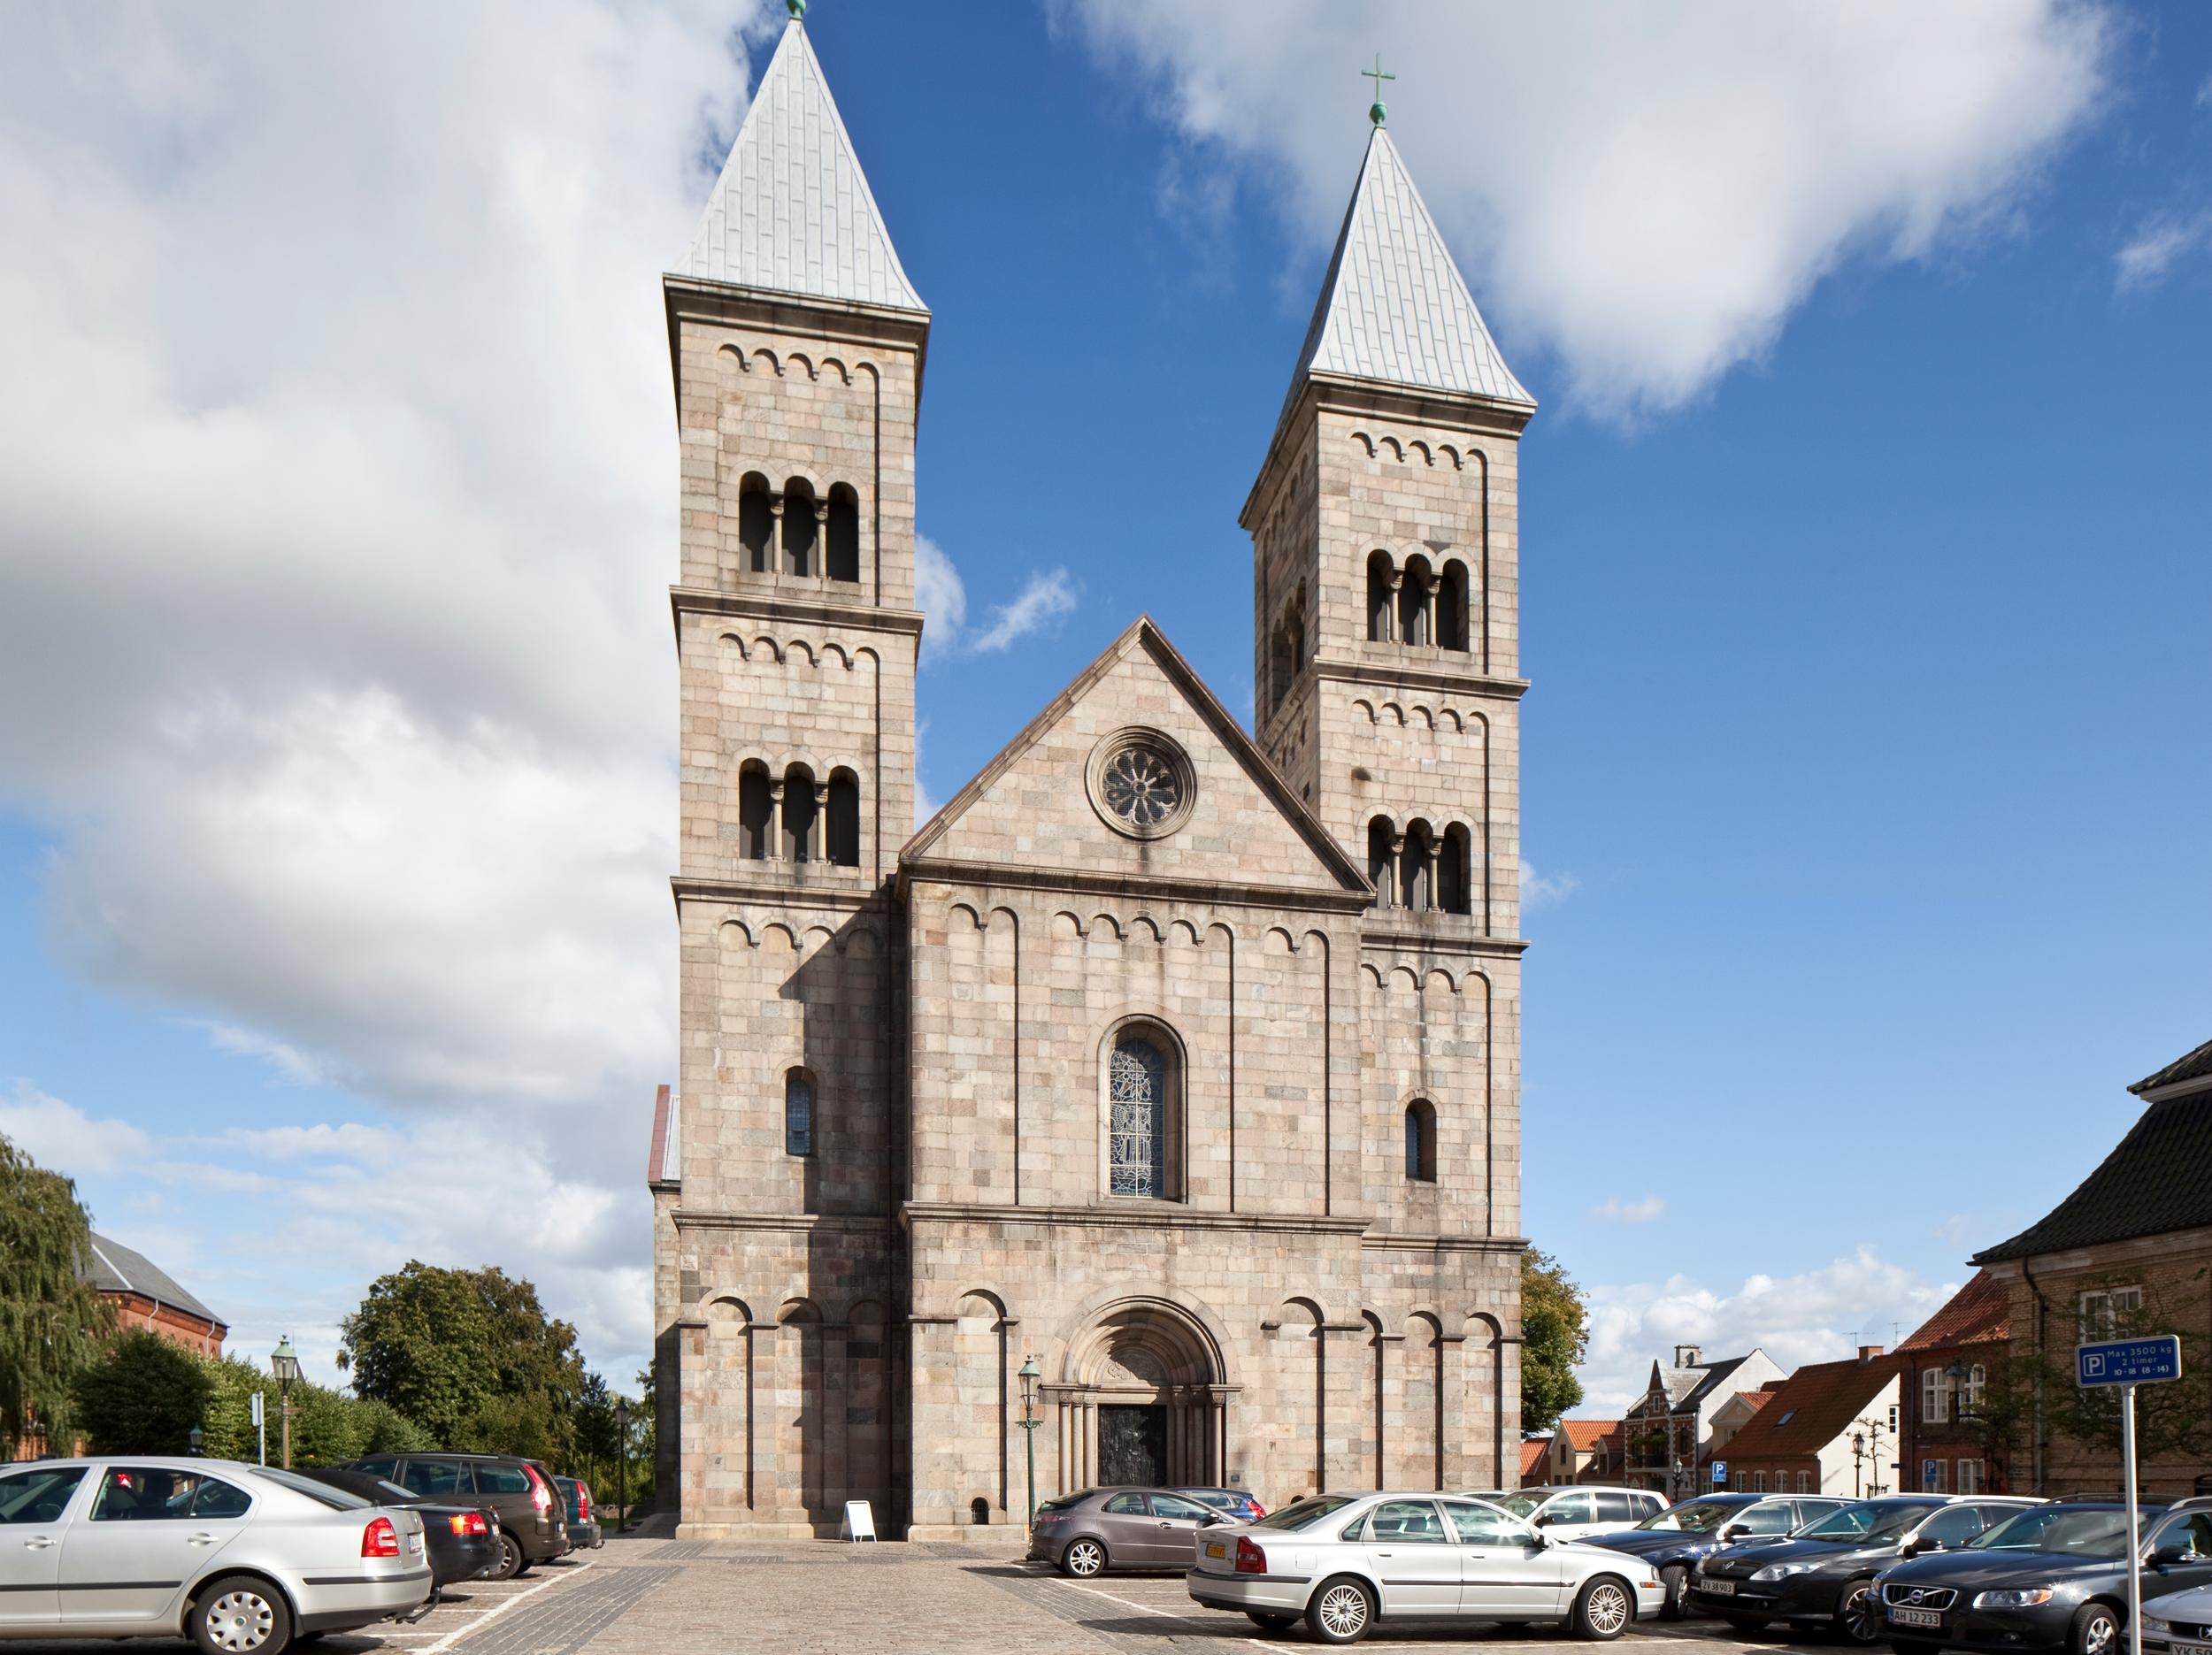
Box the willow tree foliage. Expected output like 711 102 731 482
0 1133 113 1444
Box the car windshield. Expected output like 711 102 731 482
1637 1498 1739 1534
1485 1492 1542 1517
1800 1502 1935 1544
1971 1507 2137 1559
251 1467 371 1510
1254 1496 1360 1532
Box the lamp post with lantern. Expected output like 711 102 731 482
1017 1356 1041 1531
270 1336 302 1469
614 1397 630 1533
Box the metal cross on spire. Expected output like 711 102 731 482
1363 52 1395 126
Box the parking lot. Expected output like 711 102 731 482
0 1537 1853 1655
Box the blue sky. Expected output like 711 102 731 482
0 1 2206 1411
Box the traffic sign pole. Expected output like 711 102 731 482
2124 1383 2140 1655
2074 1336 2179 1655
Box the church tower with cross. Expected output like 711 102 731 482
651 16 1527 1541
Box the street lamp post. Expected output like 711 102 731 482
1016 1356 1041 1531
270 1336 302 1470
614 1398 630 1534
188 1426 204 1457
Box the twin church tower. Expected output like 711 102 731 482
649 9 1534 1538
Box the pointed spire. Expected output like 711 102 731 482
672 14 926 313
1280 126 1531 417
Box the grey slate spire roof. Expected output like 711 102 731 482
1283 126 1531 417
672 18 926 314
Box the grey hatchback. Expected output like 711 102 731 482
1028 1488 1223 1575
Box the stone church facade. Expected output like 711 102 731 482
649 12 1533 1540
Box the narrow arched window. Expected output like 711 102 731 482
1108 1031 1173 1198
738 474 773 573
1367 552 1394 642
738 762 773 861
1398 557 1432 646
1400 820 1435 913
1367 818 1397 908
781 478 816 578
826 770 860 867
1405 1100 1438 1182
826 485 860 583
784 1069 814 1157
1439 561 1470 653
781 765 817 862
1440 824 1472 916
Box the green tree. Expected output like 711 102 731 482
340 1261 587 1457
70 1329 212 1453
1521 1247 1590 1433
0 1133 113 1445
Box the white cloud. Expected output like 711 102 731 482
1578 1246 1956 1411
1934 1213 1978 1249
1057 0 2110 417
916 535 1079 663
1521 860 1581 912
2115 212 2212 292
2197 73 2212 110
0 1082 153 1175
1593 1195 1666 1223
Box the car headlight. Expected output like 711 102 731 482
1972 1590 2055 1610
2143 1619 2172 1637
1752 1562 1817 1582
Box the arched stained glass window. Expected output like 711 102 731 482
1109 1036 1167 1197
785 1069 813 1158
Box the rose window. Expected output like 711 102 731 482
1101 747 1183 829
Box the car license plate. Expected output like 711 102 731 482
2170 1643 2211 1654
1205 1542 1226 1559
1892 1609 1944 1628
1704 1580 1736 1597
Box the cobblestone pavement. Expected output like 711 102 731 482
6 1538 1851 1655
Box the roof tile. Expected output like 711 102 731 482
1975 1092 2212 1262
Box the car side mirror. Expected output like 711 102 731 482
1534 1512 1557 1527
1200 1513 1228 1528
2152 1540 2190 1567
1720 1525 1747 1541
1901 1537 1928 1559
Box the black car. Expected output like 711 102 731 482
1693 1496 2039 1643
1877 1500 2212 1655
1587 1492 1848 1619
348 1452 570 1579
290 1466 500 1590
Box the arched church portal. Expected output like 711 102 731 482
1056 1300 1230 1489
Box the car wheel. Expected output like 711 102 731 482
1307 1575 1376 1645
1573 1576 1635 1642
1723 1613 1770 1633
1838 1578 1884 1644
191 1575 293 1655
1660 1565 1690 1621
1247 1612 1297 1631
1058 1537 1108 1578
488 1532 525 1581
2070 1603 2120 1655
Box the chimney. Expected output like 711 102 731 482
1674 1345 1702 1368
1858 1345 1884 1363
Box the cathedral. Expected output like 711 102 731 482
648 9 1532 1540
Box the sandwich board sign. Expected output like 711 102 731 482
841 1499 877 1542
2075 1335 2183 1655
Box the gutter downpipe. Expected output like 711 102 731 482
2022 1255 2047 1496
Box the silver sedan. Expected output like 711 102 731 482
1187 1490 1666 1645
0 1457 431 1655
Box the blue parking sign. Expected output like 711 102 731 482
2077 1336 2182 1387
1710 1460 1726 1485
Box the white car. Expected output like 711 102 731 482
0 1457 431 1655
1186 1490 1666 1644
1467 1484 1671 1543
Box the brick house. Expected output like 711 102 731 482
1527 1418 1624 1486
82 1232 226 1357
1973 1036 2212 1498
1712 1347 1903 1497
1621 1345 1788 1499
1895 1270 2010 1494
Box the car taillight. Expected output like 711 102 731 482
526 1467 553 1513
449 1512 489 1536
1235 1536 1266 1575
1248 1502 1266 1518
575 1486 591 1522
363 1517 400 1559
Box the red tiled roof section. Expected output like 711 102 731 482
1736 1388 1781 1418
1520 1438 1550 1478
1556 1418 1620 1452
1740 1355 1902 1459
1899 1270 2010 1351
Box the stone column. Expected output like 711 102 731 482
811 498 831 587
1373 1330 1403 1490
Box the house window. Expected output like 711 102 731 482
1797 1471 1812 1493
2079 1287 2142 1338
1752 1471 1765 1493
1956 1459 1984 1494
1404 1100 1438 1182
1731 1470 1745 1491
784 1069 814 1157
1107 1028 1179 1199
1922 1368 1950 1424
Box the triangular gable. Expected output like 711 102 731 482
671 19 927 313
903 617 1369 900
